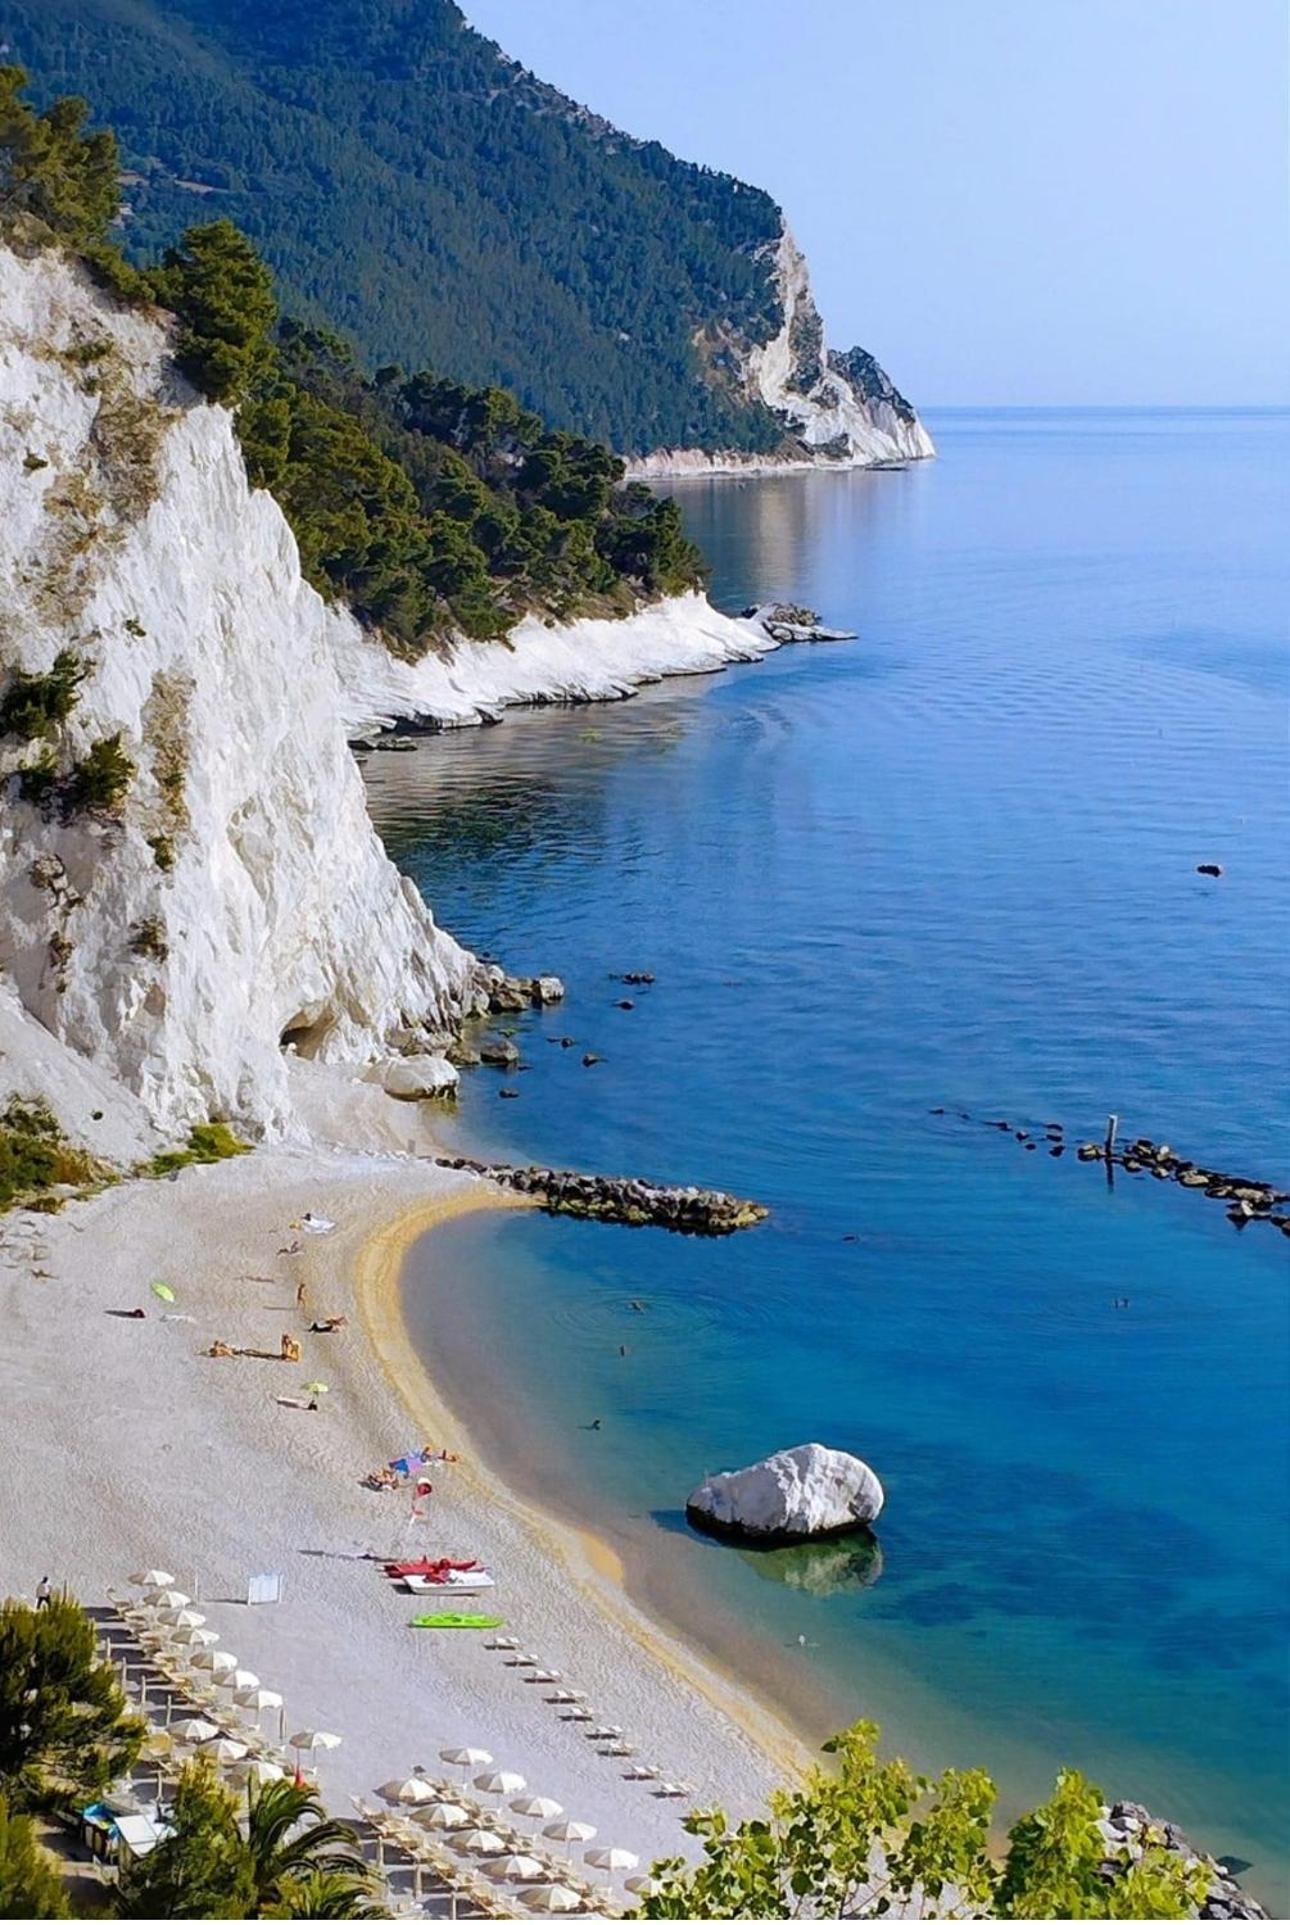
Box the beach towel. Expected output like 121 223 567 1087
410 1613 504 1630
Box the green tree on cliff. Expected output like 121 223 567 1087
0 1594 142 1813
148 218 278 405
0 66 118 244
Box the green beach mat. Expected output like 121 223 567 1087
410 1612 505 1630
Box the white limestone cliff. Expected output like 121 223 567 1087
0 243 481 1141
628 227 934 478
0 245 823 1147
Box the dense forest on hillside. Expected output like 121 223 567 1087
0 0 791 454
0 69 705 655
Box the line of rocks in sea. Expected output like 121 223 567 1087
932 1109 1289 1238
432 1153 769 1235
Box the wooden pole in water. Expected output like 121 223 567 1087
1104 1113 1118 1159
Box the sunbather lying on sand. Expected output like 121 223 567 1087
309 1315 348 1332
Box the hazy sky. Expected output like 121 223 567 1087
464 0 1289 407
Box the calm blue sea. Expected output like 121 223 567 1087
368 410 1290 1905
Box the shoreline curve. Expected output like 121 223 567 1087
352 1180 814 1788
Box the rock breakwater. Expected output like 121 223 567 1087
432 1155 768 1234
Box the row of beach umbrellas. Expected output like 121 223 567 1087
126 1569 341 1770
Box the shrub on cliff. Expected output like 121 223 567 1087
635 1721 1208 1919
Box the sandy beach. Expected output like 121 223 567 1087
0 1079 808 1885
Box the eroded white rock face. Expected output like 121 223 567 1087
627 227 934 478
687 1442 885 1542
332 591 785 736
0 245 480 1139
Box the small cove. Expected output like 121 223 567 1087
366 409 1290 1907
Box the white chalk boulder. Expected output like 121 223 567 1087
686 1443 884 1544
382 1055 459 1101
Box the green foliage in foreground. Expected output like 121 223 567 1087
0 1791 69 1917
144 1120 250 1177
0 1097 101 1213
114 1766 376 1919
0 1596 142 1815
636 1722 1209 1920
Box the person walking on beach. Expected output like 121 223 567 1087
296 1276 308 1310
35 1576 51 1610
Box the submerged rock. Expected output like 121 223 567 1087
686 1442 884 1545
478 1037 521 1068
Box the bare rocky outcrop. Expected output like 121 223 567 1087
626 227 934 478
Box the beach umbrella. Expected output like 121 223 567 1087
625 1875 658 1896
543 1819 596 1844
198 1736 249 1765
150 1281 176 1303
143 1588 190 1610
173 1625 219 1649
158 1607 206 1629
221 1668 260 1693
586 1847 639 1873
289 1729 341 1759
385 1778 437 1807
129 1568 175 1588
235 1687 283 1713
440 1745 493 1771
455 1828 507 1856
232 1758 285 1787
474 1769 525 1798
510 1796 563 1821
522 1885 582 1913
192 1649 238 1674
170 1717 220 1743
485 1854 545 1882
422 1802 471 1831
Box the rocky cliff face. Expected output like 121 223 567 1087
627 227 934 477
0 243 481 1140
0 244 811 1146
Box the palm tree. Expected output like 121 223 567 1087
262 1869 385 1919
244 1780 370 1915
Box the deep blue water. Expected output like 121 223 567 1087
367 410 1290 1903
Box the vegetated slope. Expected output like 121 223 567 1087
0 0 795 453
0 0 933 465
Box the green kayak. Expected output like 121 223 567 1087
410 1612 505 1630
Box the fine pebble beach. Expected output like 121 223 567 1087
0 1094 802 1881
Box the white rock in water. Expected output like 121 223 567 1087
382 1056 459 1101
533 975 566 1004
686 1443 884 1543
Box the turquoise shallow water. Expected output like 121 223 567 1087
367 410 1290 1904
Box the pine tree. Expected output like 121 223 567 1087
0 1594 143 1813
